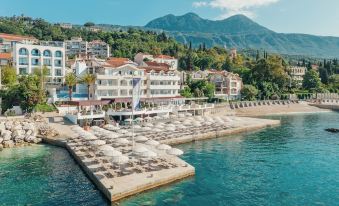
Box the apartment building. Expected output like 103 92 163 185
65 37 110 58
288 66 306 86
13 42 66 84
187 70 243 100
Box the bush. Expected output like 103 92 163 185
34 104 56 112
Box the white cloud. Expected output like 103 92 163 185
193 0 280 19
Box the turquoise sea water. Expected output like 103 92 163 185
0 145 109 205
1 112 339 206
121 112 339 206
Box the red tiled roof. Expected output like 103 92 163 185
0 33 37 42
0 53 12 59
154 54 175 59
105 58 132 68
141 66 170 73
144 61 170 68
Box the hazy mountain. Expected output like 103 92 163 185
145 13 339 58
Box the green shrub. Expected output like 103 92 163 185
34 104 56 112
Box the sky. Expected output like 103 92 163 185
1 0 339 36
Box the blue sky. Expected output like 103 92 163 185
1 0 339 36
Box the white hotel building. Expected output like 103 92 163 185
13 42 66 83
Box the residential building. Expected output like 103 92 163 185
289 66 306 86
0 33 38 53
13 42 66 84
65 38 110 58
186 70 243 100
134 53 178 70
87 40 110 58
57 23 73 29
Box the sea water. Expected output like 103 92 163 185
1 112 339 206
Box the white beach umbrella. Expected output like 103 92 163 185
141 150 157 158
185 113 193 117
117 129 128 134
135 136 148 142
170 114 177 118
167 148 184 156
144 116 153 121
125 118 133 123
142 127 152 131
144 123 154 127
145 139 160 146
167 124 176 128
133 125 142 129
153 128 163 132
124 132 133 137
173 121 182 125
116 138 130 145
112 155 129 164
98 144 115 152
157 144 172 150
133 145 149 155
153 116 162 120
89 140 106 146
135 117 143 122
178 114 185 118
155 124 164 129
166 127 176 131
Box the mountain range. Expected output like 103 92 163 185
142 13 339 58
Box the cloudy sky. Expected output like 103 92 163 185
1 0 339 36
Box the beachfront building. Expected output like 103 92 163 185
0 33 38 53
12 41 66 84
134 53 178 70
0 53 12 67
65 37 110 58
186 70 243 100
288 66 306 86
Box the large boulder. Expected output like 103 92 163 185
33 138 42 144
25 136 36 143
12 129 25 137
0 137 3 144
3 140 14 148
2 131 12 141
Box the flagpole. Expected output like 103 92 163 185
132 73 135 150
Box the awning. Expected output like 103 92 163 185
67 100 111 106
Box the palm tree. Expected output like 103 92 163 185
80 73 96 100
65 73 77 101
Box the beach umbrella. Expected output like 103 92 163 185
83 135 98 140
153 128 163 132
98 145 115 152
133 145 149 155
141 150 157 158
166 127 176 131
173 121 181 125
153 116 162 120
155 124 164 129
124 132 133 137
142 127 152 131
135 136 148 142
135 117 143 122
133 125 142 129
145 140 160 146
144 123 154 127
157 144 172 150
178 114 185 118
117 129 128 134
116 138 130 145
144 116 153 121
167 148 184 156
185 113 193 117
125 118 133 122
112 155 129 164
170 114 177 118
89 140 106 146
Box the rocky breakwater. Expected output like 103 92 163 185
0 116 59 150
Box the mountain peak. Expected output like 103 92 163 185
145 13 271 35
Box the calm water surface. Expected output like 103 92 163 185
121 112 339 206
1 112 339 206
0 145 109 206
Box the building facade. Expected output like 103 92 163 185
65 37 110 58
289 66 306 86
13 42 66 84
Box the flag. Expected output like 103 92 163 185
132 78 141 110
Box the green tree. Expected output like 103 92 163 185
84 22 95 27
302 70 322 92
80 73 96 100
241 85 258 101
1 65 17 86
180 87 193 98
65 73 77 101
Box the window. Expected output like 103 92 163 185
55 51 62 57
43 59 51 66
19 68 27 75
231 82 237 87
55 69 62 76
31 49 40 56
31 58 40 66
43 50 51 57
19 48 28 55
19 57 28 65
54 59 62 67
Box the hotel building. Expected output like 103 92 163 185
12 41 66 84
288 66 306 86
65 37 110 58
134 53 178 71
